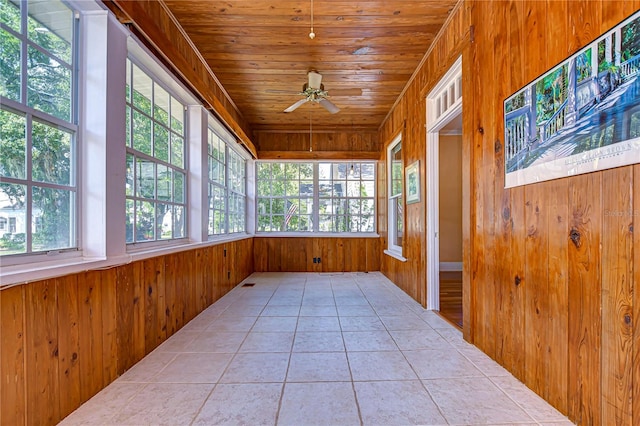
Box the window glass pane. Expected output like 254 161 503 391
0 28 21 101
171 97 183 133
27 46 71 121
157 164 171 201
173 171 184 203
0 108 26 179
154 85 169 126
0 182 26 254
391 143 402 196
1 0 21 32
136 157 155 199
27 0 72 64
32 186 73 251
154 123 169 162
171 133 183 168
125 199 134 243
136 200 154 242
132 64 152 115
32 120 72 185
125 105 131 147
257 162 271 180
132 110 152 155
157 203 171 240
125 58 131 103
173 205 184 238
125 153 134 196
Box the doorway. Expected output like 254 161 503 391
426 57 463 328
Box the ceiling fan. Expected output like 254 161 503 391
280 70 360 114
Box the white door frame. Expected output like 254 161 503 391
426 57 462 311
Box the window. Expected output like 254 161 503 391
207 128 246 236
256 161 376 233
388 137 403 253
0 0 77 257
125 59 186 244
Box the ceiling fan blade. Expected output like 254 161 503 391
266 89 300 94
284 98 309 113
328 88 362 97
319 98 340 114
308 71 323 90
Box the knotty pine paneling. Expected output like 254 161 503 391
0 239 253 426
253 237 380 272
378 2 470 307
377 0 639 424
254 131 380 160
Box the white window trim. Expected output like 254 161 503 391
386 134 403 258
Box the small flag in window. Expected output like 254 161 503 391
285 200 298 226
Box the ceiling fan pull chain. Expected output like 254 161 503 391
309 0 315 39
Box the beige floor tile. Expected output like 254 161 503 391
239 331 295 352
339 316 386 331
388 328 448 350
184 330 247 353
58 383 144 425
220 352 290 383
296 315 341 331
403 349 483 379
342 330 398 351
423 377 534 424
278 382 360 426
355 380 447 425
293 331 345 352
348 351 418 381
110 383 213 425
252 316 298 332
152 352 233 383
287 352 352 382
193 383 282 425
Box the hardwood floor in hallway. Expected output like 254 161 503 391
60 272 572 426
438 271 463 329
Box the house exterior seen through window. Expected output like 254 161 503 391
256 161 376 233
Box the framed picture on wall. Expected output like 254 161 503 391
405 160 420 204
503 10 640 188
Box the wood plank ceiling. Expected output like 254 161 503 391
161 0 459 133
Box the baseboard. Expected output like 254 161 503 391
439 262 462 271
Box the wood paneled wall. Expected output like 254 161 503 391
254 237 380 272
378 0 640 424
254 131 380 160
378 2 470 306
0 239 253 426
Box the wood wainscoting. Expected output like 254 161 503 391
253 237 380 272
0 238 253 426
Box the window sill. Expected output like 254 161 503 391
0 234 254 289
254 232 380 238
384 249 407 262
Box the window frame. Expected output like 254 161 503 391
386 134 405 259
255 160 377 235
207 126 247 237
0 0 80 265
124 56 188 248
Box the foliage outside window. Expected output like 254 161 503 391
389 140 403 251
256 161 375 233
125 59 186 244
0 0 77 257
208 128 246 236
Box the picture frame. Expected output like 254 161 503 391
405 160 420 204
503 10 640 188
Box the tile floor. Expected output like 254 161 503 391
60 272 574 426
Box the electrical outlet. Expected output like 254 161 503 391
317 257 321 263
312 257 317 264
